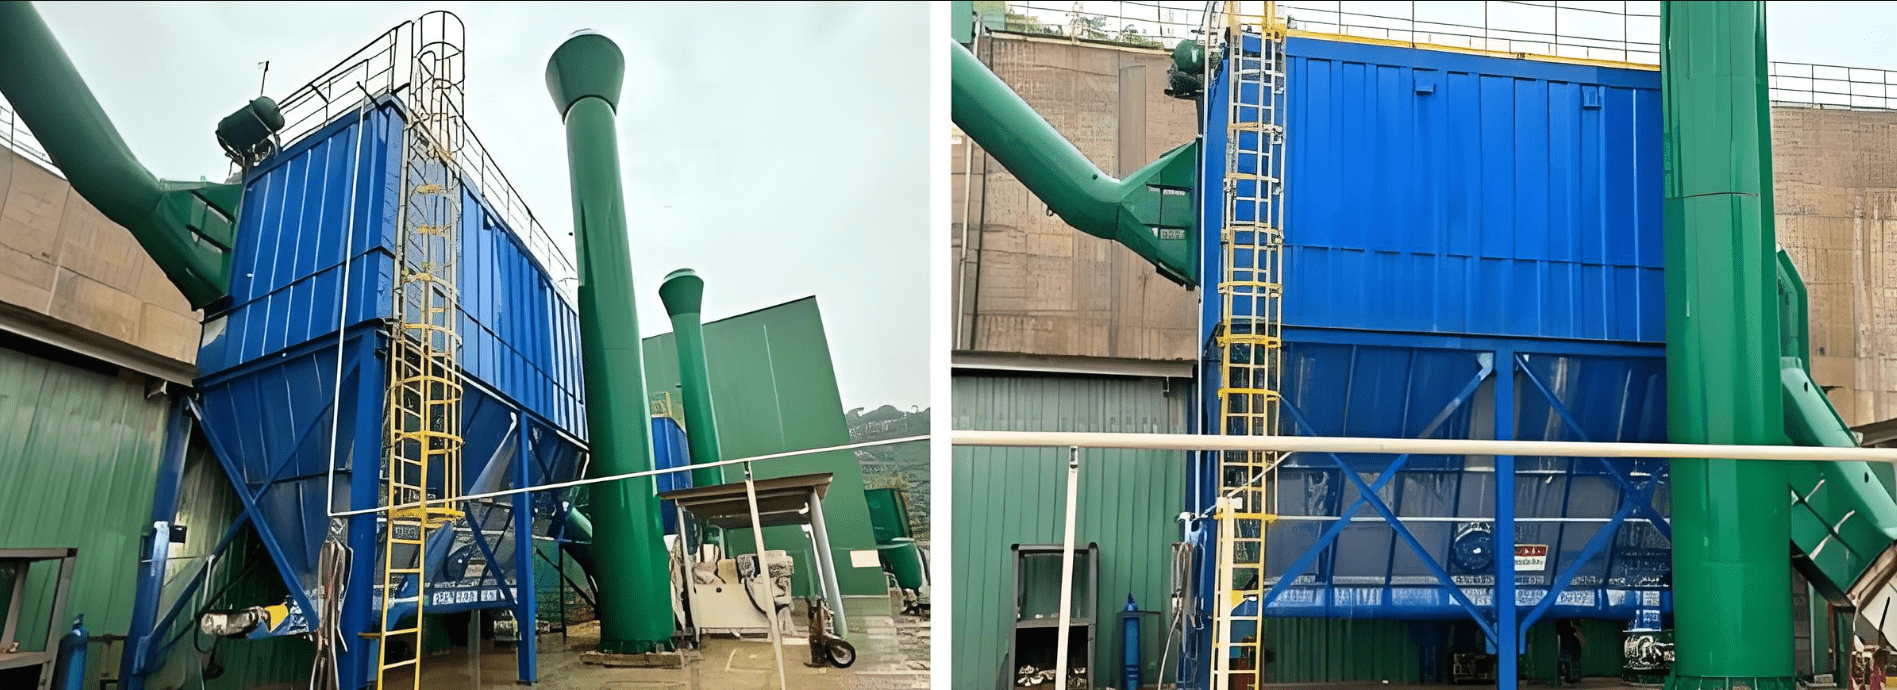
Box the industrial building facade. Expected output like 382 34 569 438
950 26 1897 687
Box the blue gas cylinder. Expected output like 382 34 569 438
1122 595 1142 690
49 614 87 690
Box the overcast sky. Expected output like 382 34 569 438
29 1 931 412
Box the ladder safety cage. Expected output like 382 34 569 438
375 12 469 689
1208 3 1288 689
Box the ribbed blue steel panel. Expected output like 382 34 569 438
1274 38 1664 342
199 102 399 377
188 97 591 632
203 97 584 439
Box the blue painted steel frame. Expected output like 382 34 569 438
124 358 571 690
1184 29 1669 690
513 420 539 682
120 398 193 690
1197 331 1671 688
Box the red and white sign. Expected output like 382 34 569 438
1515 544 1549 571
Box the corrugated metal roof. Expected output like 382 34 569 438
951 373 1187 688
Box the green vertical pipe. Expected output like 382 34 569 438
545 32 673 653
0 2 242 309
658 269 724 487
1660 3 1794 688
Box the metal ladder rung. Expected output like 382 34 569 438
1215 16 1285 690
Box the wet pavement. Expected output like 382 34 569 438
392 592 931 689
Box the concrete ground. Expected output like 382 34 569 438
1254 681 1650 689
390 593 929 689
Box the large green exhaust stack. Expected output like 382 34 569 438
949 39 1199 285
1660 2 1793 687
659 269 724 487
546 31 674 653
0 2 260 309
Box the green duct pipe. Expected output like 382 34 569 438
0 2 248 309
659 269 724 488
949 39 1199 285
1660 3 1794 688
546 31 673 654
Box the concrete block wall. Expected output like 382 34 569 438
0 146 198 378
1774 105 1897 426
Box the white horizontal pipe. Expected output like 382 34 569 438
952 430 1897 464
1270 515 1657 524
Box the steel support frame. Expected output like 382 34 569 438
120 397 193 690
1227 338 1672 690
512 420 539 683
126 329 566 690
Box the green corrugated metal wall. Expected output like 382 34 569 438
0 342 309 688
1258 619 1420 683
953 372 1443 688
0 344 167 681
952 372 1188 689
642 297 884 596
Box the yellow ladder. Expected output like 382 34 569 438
374 62 466 689
1211 4 1287 689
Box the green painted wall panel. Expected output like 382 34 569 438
0 342 310 688
951 373 1188 689
0 344 167 681
641 297 884 596
1258 618 1420 683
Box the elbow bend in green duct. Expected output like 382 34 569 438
0 2 243 309
949 39 1198 286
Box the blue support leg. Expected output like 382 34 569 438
1494 347 1518 690
121 398 192 690
514 421 538 684
341 339 386 690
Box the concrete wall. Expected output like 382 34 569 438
1773 105 1897 426
950 35 1199 364
0 146 197 380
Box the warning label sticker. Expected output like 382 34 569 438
1516 544 1549 571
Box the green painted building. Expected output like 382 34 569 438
642 296 885 596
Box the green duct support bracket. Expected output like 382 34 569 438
1780 246 1897 640
949 39 1199 286
0 3 250 309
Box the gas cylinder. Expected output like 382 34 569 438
48 614 87 690
1122 595 1142 690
